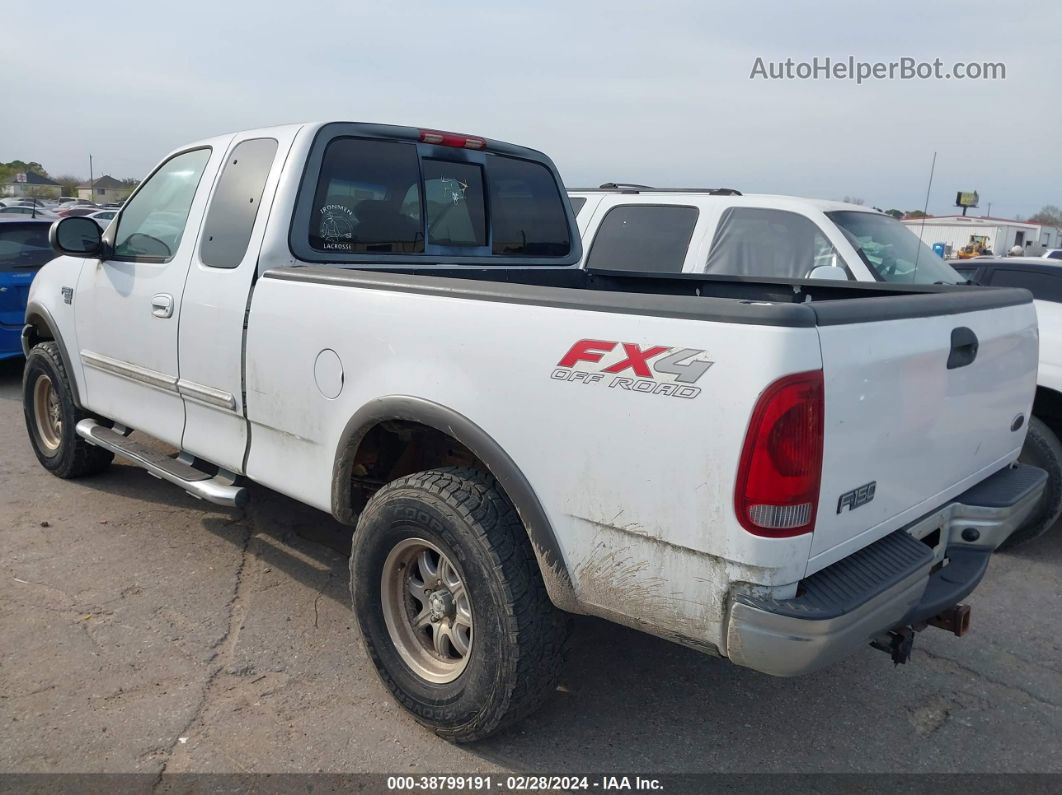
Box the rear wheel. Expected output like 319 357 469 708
350 467 570 742
1001 416 1062 549
23 341 113 478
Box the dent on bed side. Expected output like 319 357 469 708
330 395 580 611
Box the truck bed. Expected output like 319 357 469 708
266 265 1030 328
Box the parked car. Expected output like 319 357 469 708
0 218 54 359
949 257 1062 545
86 209 117 230
1042 249 1062 261
57 196 80 205
569 185 1056 547
24 123 1044 742
0 205 58 219
54 206 97 219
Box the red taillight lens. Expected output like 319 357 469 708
735 370 824 537
419 129 487 150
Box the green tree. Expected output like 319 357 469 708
884 209 904 219
52 175 84 197
0 160 49 184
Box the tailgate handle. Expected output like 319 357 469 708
947 327 979 369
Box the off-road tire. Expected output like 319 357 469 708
23 341 113 478
1001 415 1062 549
350 466 570 742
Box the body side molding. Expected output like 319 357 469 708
77 350 237 411
332 395 578 610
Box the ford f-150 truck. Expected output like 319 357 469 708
23 122 1046 741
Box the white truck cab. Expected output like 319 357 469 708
568 185 959 285
20 130 1046 741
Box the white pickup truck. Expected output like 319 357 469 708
23 123 1045 742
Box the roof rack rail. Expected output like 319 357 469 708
598 182 655 191
574 184 743 196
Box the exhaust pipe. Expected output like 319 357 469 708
927 604 972 637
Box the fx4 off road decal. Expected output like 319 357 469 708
552 339 713 399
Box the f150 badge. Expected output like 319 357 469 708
551 339 713 399
837 481 876 514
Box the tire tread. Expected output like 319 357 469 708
353 466 570 741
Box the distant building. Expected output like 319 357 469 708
78 175 135 204
902 215 1061 257
1 171 61 199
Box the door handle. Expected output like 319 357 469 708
151 293 174 318
947 326 979 369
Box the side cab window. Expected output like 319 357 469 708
585 204 699 273
199 138 279 268
112 148 212 261
985 268 1062 302
705 206 850 279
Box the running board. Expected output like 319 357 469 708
75 419 248 508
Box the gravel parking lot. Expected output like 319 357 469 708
1 355 1060 775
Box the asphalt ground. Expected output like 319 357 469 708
1 356 1060 778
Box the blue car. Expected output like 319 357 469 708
0 218 54 359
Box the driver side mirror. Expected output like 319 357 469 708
50 216 103 258
807 265 850 281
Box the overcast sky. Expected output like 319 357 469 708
5 1 1059 218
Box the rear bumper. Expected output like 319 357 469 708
725 463 1046 677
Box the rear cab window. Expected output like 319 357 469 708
586 205 698 273
292 124 578 266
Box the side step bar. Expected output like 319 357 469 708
75 419 248 509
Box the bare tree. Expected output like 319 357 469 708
1029 205 1062 226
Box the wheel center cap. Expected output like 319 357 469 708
428 589 455 621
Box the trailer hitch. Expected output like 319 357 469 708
870 604 973 666
927 604 972 637
870 626 916 666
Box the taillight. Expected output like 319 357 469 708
419 129 487 150
735 370 824 537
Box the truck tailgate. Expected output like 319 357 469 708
810 298 1038 570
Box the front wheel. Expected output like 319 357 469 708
23 341 113 478
350 467 570 742
1000 416 1062 550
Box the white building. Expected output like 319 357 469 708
902 215 1062 257
1 171 61 199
